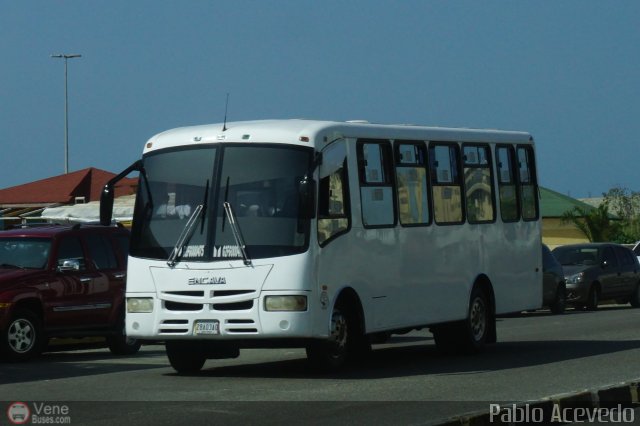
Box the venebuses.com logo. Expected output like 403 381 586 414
6 401 71 425
7 402 30 425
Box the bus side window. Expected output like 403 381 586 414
496 145 520 222
517 145 539 221
429 143 463 224
318 141 350 246
357 140 396 228
463 144 495 224
395 141 430 226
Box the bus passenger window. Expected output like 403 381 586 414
496 145 519 222
517 146 539 221
318 141 350 245
395 142 430 226
463 145 495 223
357 140 395 227
429 143 463 224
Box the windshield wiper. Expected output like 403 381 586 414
167 204 204 268
223 201 252 266
166 180 210 268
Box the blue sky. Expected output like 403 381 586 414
1 1 638 198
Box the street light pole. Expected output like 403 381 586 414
51 53 81 174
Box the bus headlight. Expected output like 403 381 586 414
264 295 307 312
127 298 154 313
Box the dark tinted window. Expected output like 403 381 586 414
542 244 557 269
57 237 86 270
615 246 634 268
86 234 118 270
602 246 618 268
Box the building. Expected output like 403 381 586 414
0 168 137 229
540 187 595 248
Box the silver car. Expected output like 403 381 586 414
551 243 640 310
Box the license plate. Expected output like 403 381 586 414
193 320 220 335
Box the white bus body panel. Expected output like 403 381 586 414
126 119 542 343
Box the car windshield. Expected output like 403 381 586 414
0 238 51 269
130 144 314 261
552 247 599 266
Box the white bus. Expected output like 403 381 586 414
101 119 542 373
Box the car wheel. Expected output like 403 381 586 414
550 284 567 314
166 341 206 374
585 285 599 311
1 309 44 362
630 284 640 308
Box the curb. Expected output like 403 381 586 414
439 381 640 425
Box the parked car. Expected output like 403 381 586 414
542 244 566 314
0 224 140 361
633 241 640 263
551 243 640 310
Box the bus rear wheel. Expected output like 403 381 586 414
166 341 206 374
433 286 491 354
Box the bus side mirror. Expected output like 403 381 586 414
298 178 316 219
297 178 316 234
100 184 114 226
99 159 143 227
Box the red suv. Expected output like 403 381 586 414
0 224 140 361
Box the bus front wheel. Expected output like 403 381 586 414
166 341 206 374
306 301 363 371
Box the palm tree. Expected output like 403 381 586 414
561 202 616 242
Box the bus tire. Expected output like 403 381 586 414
107 316 142 356
433 286 491 354
107 328 142 356
2 309 44 362
306 301 361 371
166 341 206 374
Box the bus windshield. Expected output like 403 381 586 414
130 144 314 262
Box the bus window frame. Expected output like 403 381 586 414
516 144 540 222
462 142 497 225
393 140 432 227
495 144 521 223
428 141 465 226
356 139 398 229
317 140 352 247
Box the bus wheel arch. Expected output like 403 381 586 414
306 287 369 371
432 277 496 354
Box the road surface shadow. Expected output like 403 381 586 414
0 345 167 385
181 337 640 380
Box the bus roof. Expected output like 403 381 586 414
144 119 533 154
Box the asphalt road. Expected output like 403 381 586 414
1 305 640 425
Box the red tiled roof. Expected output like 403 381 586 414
0 168 138 205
